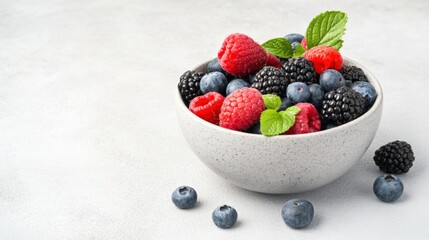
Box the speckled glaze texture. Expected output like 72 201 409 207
176 58 383 194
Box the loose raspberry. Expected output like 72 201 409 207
218 33 267 77
304 45 343 74
301 37 308 50
285 103 321 134
219 88 265 131
266 53 282 69
189 92 225 124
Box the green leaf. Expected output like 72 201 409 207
305 11 348 50
262 94 282 110
293 44 306 57
260 106 301 137
262 38 293 58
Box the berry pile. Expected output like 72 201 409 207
178 11 378 136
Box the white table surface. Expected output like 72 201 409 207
1 0 428 239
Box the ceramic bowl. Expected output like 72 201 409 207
176 58 383 194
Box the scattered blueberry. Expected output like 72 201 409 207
281 199 314 229
207 58 226 74
200 71 228 95
171 186 197 209
286 82 311 103
226 79 249 95
345 80 353 88
319 69 345 92
323 122 337 130
308 84 324 108
352 81 378 108
291 42 300 51
284 33 304 44
277 97 294 111
248 73 256 83
373 174 404 202
246 122 261 134
212 205 238 229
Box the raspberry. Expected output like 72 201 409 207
218 33 267 77
285 103 321 134
301 37 308 50
189 92 225 124
304 46 343 74
266 53 282 69
219 88 265 131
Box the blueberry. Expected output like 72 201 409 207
171 186 197 209
281 199 314 229
277 97 294 111
246 122 261 134
345 80 353 88
212 205 238 229
323 122 337 130
284 33 304 44
319 69 345 92
308 84 324 108
248 74 256 83
200 72 228 95
352 81 378 108
207 58 226 74
286 82 311 103
226 79 249 95
291 42 299 51
373 174 404 202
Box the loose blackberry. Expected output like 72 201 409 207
374 141 415 174
321 87 366 125
282 57 318 85
250 66 289 97
340 65 368 82
178 70 205 105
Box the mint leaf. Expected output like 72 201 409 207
260 106 301 136
262 94 282 110
293 44 306 57
305 11 348 50
262 38 293 58
285 106 301 116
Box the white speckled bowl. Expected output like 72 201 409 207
176 58 383 194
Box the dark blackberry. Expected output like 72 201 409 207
178 70 205 105
340 65 368 82
374 141 415 174
250 66 289 97
282 57 318 85
321 87 366 125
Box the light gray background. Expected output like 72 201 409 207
1 0 428 239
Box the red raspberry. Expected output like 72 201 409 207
301 37 308 50
304 45 343 74
218 33 267 77
266 53 282 69
285 103 321 134
189 92 225 125
219 88 265 131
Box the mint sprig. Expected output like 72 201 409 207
305 11 348 50
293 44 306 57
260 95 301 136
262 38 293 59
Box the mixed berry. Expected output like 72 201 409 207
178 10 378 136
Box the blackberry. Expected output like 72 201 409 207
340 65 368 82
374 141 415 174
251 66 289 97
282 57 318 85
178 70 205 105
321 87 366 125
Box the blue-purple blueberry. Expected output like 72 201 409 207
352 81 378 108
212 205 238 229
281 199 314 229
284 33 304 44
287 82 311 103
319 69 345 92
247 122 261 134
226 79 249 95
200 71 228 95
277 97 294 111
373 174 404 202
308 84 324 108
171 186 197 209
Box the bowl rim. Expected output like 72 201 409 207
176 57 383 139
